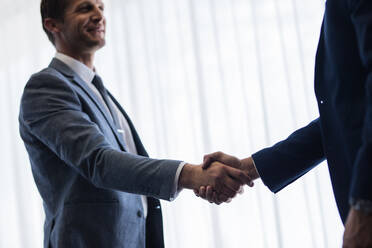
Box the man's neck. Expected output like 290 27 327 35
56 49 95 70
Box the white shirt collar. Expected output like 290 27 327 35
54 52 95 84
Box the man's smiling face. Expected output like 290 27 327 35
58 0 106 54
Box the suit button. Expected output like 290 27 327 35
137 210 142 218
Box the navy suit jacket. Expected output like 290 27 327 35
253 0 372 223
19 58 181 248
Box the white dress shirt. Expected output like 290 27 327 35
55 52 185 218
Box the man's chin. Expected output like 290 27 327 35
84 39 106 50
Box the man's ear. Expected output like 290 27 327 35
43 18 62 34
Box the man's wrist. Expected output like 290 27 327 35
241 157 260 180
178 163 199 189
170 162 186 201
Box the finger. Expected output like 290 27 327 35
194 189 200 197
203 152 224 169
212 191 221 205
205 152 222 161
222 176 242 192
202 156 213 169
218 185 238 199
248 181 254 187
203 153 214 162
217 194 229 203
206 186 214 203
213 151 242 168
238 186 244 194
199 186 206 199
226 166 253 185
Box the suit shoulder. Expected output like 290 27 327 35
23 67 78 98
27 67 69 86
20 69 82 122
20 67 79 110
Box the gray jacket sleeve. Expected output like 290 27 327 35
19 71 181 200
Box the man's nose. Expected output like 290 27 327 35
91 7 104 23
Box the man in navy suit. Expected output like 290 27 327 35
19 0 252 247
199 0 372 246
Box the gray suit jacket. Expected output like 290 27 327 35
19 58 181 248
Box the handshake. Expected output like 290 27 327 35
178 152 260 204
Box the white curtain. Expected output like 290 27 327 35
0 0 344 247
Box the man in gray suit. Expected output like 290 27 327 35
19 0 252 247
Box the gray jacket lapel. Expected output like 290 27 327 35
108 91 148 157
48 58 127 151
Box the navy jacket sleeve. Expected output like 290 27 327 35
252 119 325 193
19 71 181 200
349 0 372 202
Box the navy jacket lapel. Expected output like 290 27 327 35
48 58 127 151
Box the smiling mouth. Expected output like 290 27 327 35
87 27 105 34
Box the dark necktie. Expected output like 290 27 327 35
92 75 121 126
92 75 127 150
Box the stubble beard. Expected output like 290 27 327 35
79 31 106 53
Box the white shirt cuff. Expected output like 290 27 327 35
169 162 186 201
251 156 261 178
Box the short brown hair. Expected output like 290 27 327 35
40 0 70 45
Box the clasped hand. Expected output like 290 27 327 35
193 152 257 205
